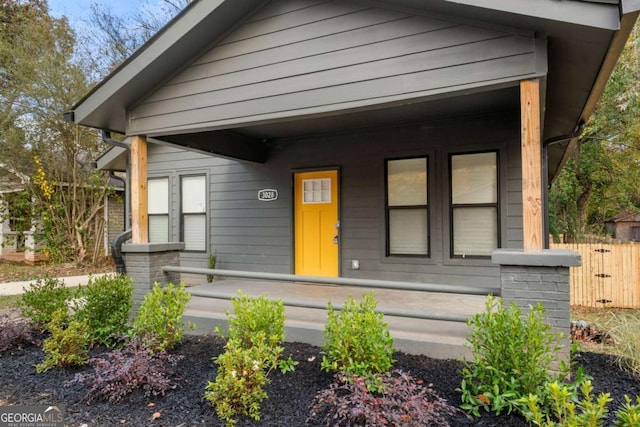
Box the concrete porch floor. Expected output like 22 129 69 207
184 278 489 360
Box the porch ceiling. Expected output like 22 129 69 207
152 85 520 162
234 86 520 141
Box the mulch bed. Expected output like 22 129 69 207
1 333 639 427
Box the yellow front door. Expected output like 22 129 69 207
294 170 339 277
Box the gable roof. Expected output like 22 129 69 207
72 0 640 179
606 210 640 223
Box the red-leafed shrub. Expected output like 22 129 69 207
70 335 183 403
309 369 465 427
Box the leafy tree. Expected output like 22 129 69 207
550 23 640 242
0 0 113 263
86 0 192 74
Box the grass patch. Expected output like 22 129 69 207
571 306 640 361
606 312 640 379
571 306 638 330
0 258 114 283
0 294 21 310
0 260 41 282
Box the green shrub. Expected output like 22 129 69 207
205 337 273 426
615 396 640 427
606 312 640 379
321 293 395 382
205 292 296 426
76 274 133 345
36 309 89 372
458 296 567 416
520 378 611 426
132 282 191 351
223 291 286 349
19 276 71 327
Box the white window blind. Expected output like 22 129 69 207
389 209 428 255
386 157 428 256
451 152 498 257
148 178 169 243
182 175 206 213
183 215 206 251
149 216 169 243
148 178 169 214
181 175 206 251
453 207 497 256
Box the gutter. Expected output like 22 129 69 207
544 121 586 147
552 6 640 178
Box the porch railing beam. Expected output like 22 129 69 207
187 287 469 323
161 266 501 296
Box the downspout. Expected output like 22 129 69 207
101 130 129 150
101 131 132 274
112 229 132 274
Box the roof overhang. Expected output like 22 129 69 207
95 145 128 172
74 0 640 180
72 0 268 133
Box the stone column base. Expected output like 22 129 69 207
492 249 581 369
122 242 184 314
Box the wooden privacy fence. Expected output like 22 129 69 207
551 243 640 308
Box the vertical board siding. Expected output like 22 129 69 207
551 243 640 308
146 114 521 287
129 0 538 135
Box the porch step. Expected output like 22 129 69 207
183 279 484 360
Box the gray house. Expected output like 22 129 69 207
73 0 638 356
606 211 640 242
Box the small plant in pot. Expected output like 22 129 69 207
207 250 217 283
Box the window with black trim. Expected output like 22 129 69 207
450 151 499 258
385 157 429 256
180 175 206 251
148 177 169 243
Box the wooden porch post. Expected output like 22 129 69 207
520 79 543 252
130 135 148 244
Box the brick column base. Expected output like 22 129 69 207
492 249 581 368
122 242 184 315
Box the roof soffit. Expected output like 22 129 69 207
73 0 629 172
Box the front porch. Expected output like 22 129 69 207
183 278 489 360
122 243 578 361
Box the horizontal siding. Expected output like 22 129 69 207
146 112 522 287
129 0 538 135
247 0 329 23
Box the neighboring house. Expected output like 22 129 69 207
70 0 638 355
606 211 640 242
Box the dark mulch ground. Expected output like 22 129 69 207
1 334 639 427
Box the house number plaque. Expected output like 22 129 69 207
258 189 278 201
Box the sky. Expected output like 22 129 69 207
48 0 144 24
